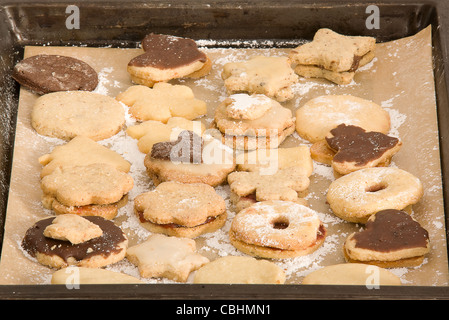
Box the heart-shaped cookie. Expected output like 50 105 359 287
344 209 430 268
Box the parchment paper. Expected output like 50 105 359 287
0 25 447 287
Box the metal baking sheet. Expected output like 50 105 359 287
0 0 448 299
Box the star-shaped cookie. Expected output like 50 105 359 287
126 234 209 282
116 82 207 123
289 28 376 73
221 56 299 102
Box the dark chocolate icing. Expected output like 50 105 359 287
129 33 207 69
150 130 203 164
353 209 429 252
326 124 399 166
12 54 98 95
21 216 126 262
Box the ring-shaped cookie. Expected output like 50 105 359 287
229 200 326 259
326 167 423 223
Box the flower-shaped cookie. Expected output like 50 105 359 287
116 82 207 123
126 117 205 154
134 181 227 238
41 163 134 219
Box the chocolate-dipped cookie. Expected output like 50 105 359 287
343 209 430 268
12 54 98 95
22 215 128 269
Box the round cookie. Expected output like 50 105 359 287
229 200 326 259
31 91 125 141
301 263 401 286
134 181 227 238
193 256 286 284
326 167 423 223
12 54 98 95
22 215 128 269
295 95 390 143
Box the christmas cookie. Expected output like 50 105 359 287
193 256 286 284
302 263 401 285
41 163 134 220
343 209 430 268
22 215 128 269
144 130 235 187
126 233 209 282
213 93 295 150
134 181 227 238
221 56 299 102
312 124 402 175
38 135 131 178
51 266 143 284
229 201 326 259
326 167 423 223
116 83 207 123
295 95 390 143
289 28 376 84
127 33 211 86
126 117 205 154
12 54 98 95
31 91 125 141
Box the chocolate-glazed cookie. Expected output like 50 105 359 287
12 54 98 95
127 33 211 86
22 216 128 269
343 209 430 268
130 33 207 69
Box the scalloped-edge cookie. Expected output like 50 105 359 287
126 117 205 154
134 181 227 238
41 163 134 220
116 83 207 123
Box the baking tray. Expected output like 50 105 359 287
0 0 448 300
